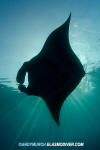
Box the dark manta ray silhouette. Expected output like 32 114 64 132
16 14 85 124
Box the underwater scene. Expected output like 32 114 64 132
0 0 100 150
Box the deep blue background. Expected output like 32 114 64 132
0 0 100 150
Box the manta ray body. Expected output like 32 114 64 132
16 14 85 124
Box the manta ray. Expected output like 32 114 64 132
16 14 85 124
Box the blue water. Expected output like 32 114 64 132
0 0 100 150
0 67 100 150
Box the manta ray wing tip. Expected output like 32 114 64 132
67 12 71 22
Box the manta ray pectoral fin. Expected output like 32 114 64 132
63 12 71 33
43 70 85 125
44 97 63 125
